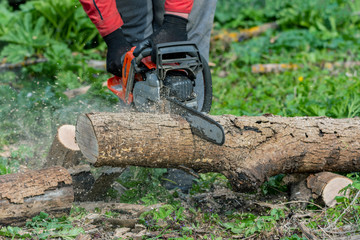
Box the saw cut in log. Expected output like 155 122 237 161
0 166 73 225
76 112 360 192
46 125 86 168
46 125 124 202
307 172 353 207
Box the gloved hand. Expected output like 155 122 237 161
133 14 188 58
103 28 132 76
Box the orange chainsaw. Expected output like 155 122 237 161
107 42 225 145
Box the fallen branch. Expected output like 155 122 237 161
212 22 278 42
0 166 73 225
251 61 360 74
76 202 164 217
0 58 106 72
63 81 107 99
0 58 48 71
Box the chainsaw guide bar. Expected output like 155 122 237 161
166 97 225 145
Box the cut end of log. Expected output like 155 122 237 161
59 125 80 151
322 177 353 207
76 114 99 164
46 124 87 168
307 172 353 207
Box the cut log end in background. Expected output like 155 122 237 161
45 124 124 202
308 172 353 207
76 112 360 192
290 172 353 207
45 124 85 168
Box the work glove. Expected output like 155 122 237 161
103 28 132 76
133 14 188 59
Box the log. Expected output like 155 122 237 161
0 166 73 225
75 112 360 192
251 61 360 74
307 172 352 207
290 172 353 207
212 22 278 42
45 125 86 168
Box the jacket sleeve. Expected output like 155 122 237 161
78 0 123 37
165 0 194 14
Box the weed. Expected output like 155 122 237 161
190 173 230 195
140 204 187 231
0 226 31 239
221 209 286 237
0 157 19 175
117 167 179 205
261 174 288 195
25 212 84 240
281 234 307 240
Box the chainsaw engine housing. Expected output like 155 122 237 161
107 41 212 113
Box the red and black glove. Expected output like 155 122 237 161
133 14 188 58
103 28 131 76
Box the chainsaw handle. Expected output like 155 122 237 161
135 47 152 65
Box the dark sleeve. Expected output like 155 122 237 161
78 0 123 37
165 0 194 13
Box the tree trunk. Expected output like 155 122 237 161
75 112 360 192
0 166 73 225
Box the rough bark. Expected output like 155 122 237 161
0 166 73 225
75 112 360 192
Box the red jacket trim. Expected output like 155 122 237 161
165 0 194 14
79 0 123 37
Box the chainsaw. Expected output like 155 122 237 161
107 41 225 145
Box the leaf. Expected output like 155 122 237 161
352 181 360 190
0 44 34 63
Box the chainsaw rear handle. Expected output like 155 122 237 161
135 47 152 65
134 42 200 65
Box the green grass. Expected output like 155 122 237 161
210 65 360 117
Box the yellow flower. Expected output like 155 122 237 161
298 76 304 82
